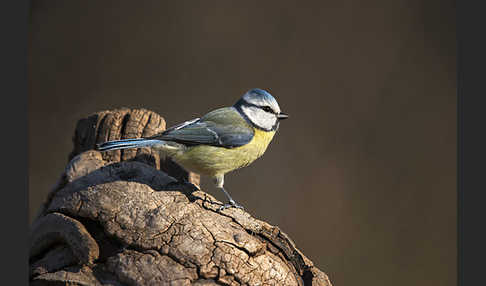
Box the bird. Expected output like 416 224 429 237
96 88 288 211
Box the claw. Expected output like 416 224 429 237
218 200 244 211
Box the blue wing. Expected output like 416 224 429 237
150 107 254 148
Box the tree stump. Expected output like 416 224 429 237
29 108 332 286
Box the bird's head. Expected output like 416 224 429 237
234 88 289 131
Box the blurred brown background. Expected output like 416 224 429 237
28 1 456 285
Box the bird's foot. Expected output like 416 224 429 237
218 199 244 211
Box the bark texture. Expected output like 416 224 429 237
29 109 332 286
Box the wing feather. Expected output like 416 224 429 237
149 107 254 148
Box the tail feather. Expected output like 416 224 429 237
96 138 161 151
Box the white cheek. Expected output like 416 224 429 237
242 106 277 130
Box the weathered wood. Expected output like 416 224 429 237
69 108 200 186
30 109 332 286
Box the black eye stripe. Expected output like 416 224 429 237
238 100 276 114
262 106 274 113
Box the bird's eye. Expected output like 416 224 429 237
262 106 273 113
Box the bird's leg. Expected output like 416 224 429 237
218 187 244 210
214 175 244 211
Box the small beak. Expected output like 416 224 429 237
277 112 289 120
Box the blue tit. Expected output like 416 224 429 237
97 88 289 211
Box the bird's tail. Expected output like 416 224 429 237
96 138 162 152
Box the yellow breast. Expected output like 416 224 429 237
172 128 276 177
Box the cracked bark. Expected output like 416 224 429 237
30 108 332 286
